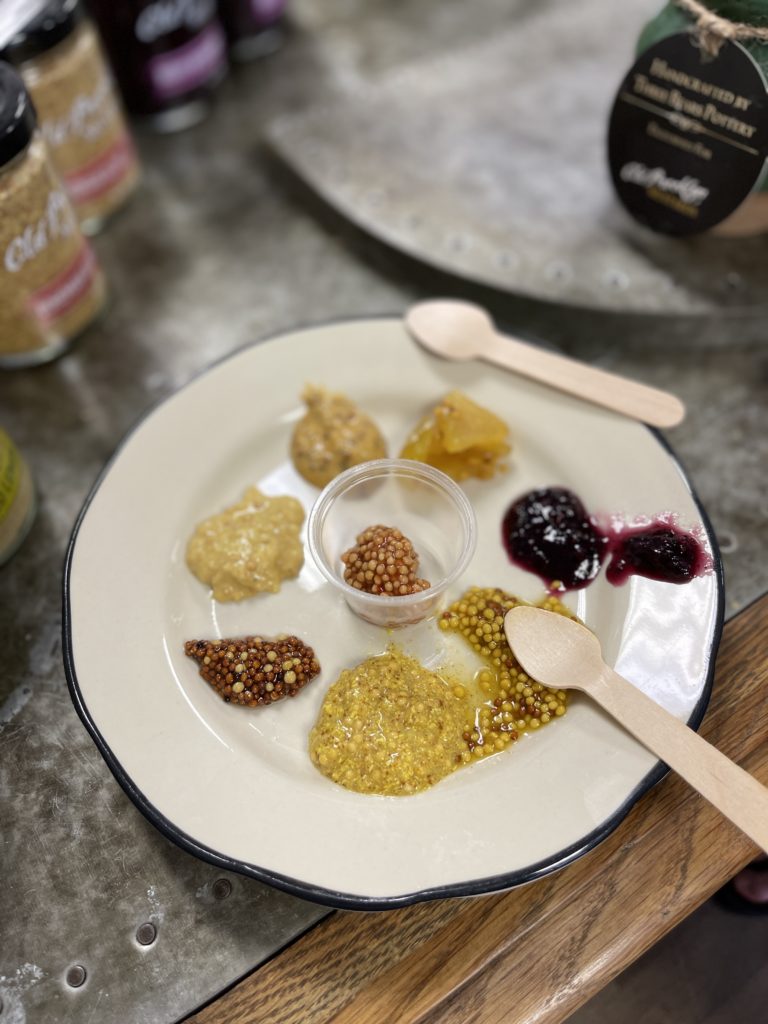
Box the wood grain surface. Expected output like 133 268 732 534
189 593 768 1024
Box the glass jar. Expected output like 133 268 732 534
0 62 107 368
637 1 768 236
218 0 287 61
0 429 36 567
87 0 228 132
0 0 141 234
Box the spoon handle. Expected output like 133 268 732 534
589 666 768 852
481 333 685 429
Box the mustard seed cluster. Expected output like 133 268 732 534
440 587 571 760
309 648 469 796
341 525 430 596
184 635 320 706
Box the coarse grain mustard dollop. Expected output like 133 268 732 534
309 648 468 796
291 384 387 488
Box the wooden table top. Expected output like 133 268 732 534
190 592 768 1024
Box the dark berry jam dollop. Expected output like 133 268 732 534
502 487 712 591
502 487 607 591
605 524 709 585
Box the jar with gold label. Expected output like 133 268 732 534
0 429 36 567
0 0 141 234
0 62 107 368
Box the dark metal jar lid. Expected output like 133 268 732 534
0 61 36 167
0 0 83 66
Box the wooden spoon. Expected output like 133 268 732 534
505 606 768 852
405 299 685 429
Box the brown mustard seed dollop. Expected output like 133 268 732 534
341 525 430 596
184 635 320 706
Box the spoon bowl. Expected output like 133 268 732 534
505 606 605 692
505 605 768 853
405 300 490 360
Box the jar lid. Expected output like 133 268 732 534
0 0 82 66
0 61 36 167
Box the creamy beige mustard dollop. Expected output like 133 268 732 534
186 486 304 601
291 384 387 488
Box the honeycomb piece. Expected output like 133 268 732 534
400 390 510 481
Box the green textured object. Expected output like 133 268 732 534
638 1 768 190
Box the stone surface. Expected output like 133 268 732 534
267 0 768 321
0 1 766 1022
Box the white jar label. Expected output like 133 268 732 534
4 190 76 274
40 75 115 150
135 0 216 43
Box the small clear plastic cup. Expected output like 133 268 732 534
307 459 477 628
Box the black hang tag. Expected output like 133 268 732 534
607 33 768 235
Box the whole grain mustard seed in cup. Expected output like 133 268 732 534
0 428 36 567
0 0 141 234
308 459 477 628
0 62 106 368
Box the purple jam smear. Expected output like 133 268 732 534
501 487 608 591
605 524 710 585
502 487 711 591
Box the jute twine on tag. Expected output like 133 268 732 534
676 0 768 55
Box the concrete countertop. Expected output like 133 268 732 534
1 2 766 1021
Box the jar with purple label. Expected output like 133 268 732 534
217 0 287 61
86 0 228 131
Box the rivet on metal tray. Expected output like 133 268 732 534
449 234 471 253
603 269 629 291
66 965 87 988
212 877 232 900
136 922 157 946
497 251 519 270
545 260 572 284
717 530 738 555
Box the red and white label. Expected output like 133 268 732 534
63 132 137 205
27 245 98 326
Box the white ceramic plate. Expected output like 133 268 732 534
64 319 723 909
